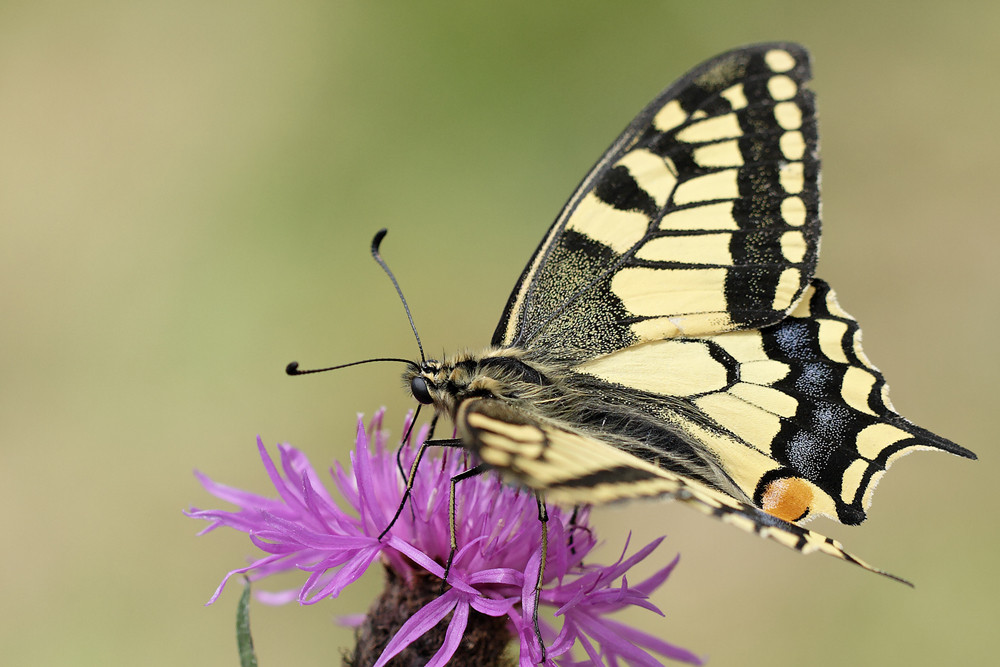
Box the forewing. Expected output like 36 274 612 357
456 396 908 584
493 43 819 355
573 279 976 526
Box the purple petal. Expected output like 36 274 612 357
351 422 391 532
599 618 705 665
255 437 307 511
576 630 604 666
425 600 470 667
191 471 273 510
466 567 525 587
372 591 460 667
255 589 300 605
337 613 367 628
205 553 287 604
384 536 446 580
633 554 680 596
469 594 517 617
544 617 575 658
300 544 382 603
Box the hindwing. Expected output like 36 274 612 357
457 396 910 584
493 43 819 354
571 279 975 526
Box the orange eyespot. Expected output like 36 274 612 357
760 476 813 522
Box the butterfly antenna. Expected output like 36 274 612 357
286 358 414 376
371 229 426 363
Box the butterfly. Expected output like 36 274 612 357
300 43 976 583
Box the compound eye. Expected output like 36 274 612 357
410 376 434 405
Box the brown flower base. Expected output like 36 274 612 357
346 566 515 667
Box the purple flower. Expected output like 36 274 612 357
188 409 703 666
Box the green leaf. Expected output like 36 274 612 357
236 577 259 667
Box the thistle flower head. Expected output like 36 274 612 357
188 410 703 666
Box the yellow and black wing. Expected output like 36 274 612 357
493 43 819 354
572 279 976 526
456 396 910 584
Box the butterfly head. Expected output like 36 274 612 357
406 360 443 406
404 358 474 415
403 351 557 419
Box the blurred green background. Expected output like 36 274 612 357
2 1 997 665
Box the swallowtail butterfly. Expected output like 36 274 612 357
307 43 976 583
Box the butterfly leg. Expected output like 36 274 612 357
379 436 463 541
443 463 489 587
394 404 424 481
532 493 549 664
566 505 591 556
